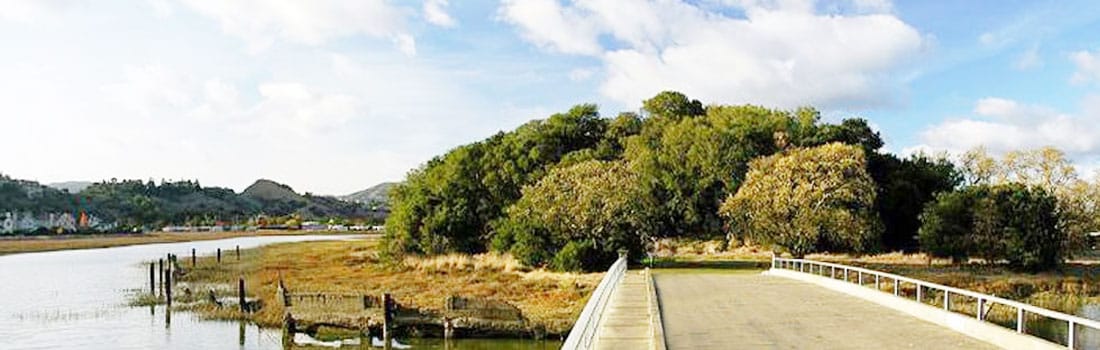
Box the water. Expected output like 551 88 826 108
0 236 559 349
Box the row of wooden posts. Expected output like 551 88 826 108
148 245 246 312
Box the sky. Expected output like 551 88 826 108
3 0 1100 195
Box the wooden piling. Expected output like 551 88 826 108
158 258 164 297
238 276 247 313
166 266 173 307
217 248 222 263
149 262 156 294
443 317 454 339
382 293 393 350
282 313 296 347
191 249 196 267
236 245 240 261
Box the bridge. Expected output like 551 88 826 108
562 254 1100 350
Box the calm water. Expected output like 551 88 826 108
0 236 560 349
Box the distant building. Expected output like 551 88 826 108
301 221 326 231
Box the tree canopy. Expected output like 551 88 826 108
721 143 881 257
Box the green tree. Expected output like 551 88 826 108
492 160 657 271
721 143 881 257
918 184 1065 271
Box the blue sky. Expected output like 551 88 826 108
2 0 1100 195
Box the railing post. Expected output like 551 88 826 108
977 298 986 321
1069 321 1076 349
916 285 922 303
893 279 899 296
831 266 836 279
874 275 880 290
858 271 863 285
1016 307 1026 333
771 254 776 269
843 268 849 282
943 290 950 311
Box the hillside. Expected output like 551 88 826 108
2 175 389 232
340 182 396 206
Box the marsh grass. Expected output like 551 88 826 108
171 237 602 334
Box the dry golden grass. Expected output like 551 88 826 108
176 237 602 334
0 230 353 256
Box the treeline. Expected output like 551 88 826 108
385 91 1002 271
0 177 383 231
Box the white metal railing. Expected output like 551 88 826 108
561 255 628 350
772 256 1100 349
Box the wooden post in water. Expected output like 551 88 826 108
191 249 196 267
443 317 454 339
236 245 240 261
382 293 393 350
282 313 296 347
217 248 222 264
166 265 173 307
158 258 165 297
238 276 247 313
149 262 156 294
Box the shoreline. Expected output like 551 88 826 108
0 230 375 256
157 239 601 340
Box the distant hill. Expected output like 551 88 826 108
340 182 397 207
242 179 305 202
48 181 93 193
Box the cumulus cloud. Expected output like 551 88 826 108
177 0 414 54
0 0 76 22
919 96 1100 156
423 0 456 27
1070 50 1100 84
498 0 926 108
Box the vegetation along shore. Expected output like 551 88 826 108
144 236 601 340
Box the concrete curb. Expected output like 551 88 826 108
765 268 1064 350
644 268 668 350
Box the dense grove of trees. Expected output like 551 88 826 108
385 91 973 271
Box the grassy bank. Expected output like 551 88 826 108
0 230 357 256
168 237 601 338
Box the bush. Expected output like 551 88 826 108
919 184 1064 271
551 240 602 272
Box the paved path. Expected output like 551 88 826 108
595 270 652 350
654 272 999 349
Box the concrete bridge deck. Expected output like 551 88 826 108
593 271 652 350
653 271 999 349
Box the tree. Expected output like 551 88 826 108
385 104 614 255
872 153 961 251
641 91 704 120
721 143 881 257
492 160 657 271
919 184 1065 271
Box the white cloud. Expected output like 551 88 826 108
498 0 603 55
568 67 596 81
920 97 1100 156
423 0 456 27
1070 49 1100 84
1014 45 1042 70
0 0 76 22
177 0 414 54
499 0 926 109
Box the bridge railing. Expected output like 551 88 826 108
772 256 1100 349
561 254 628 350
